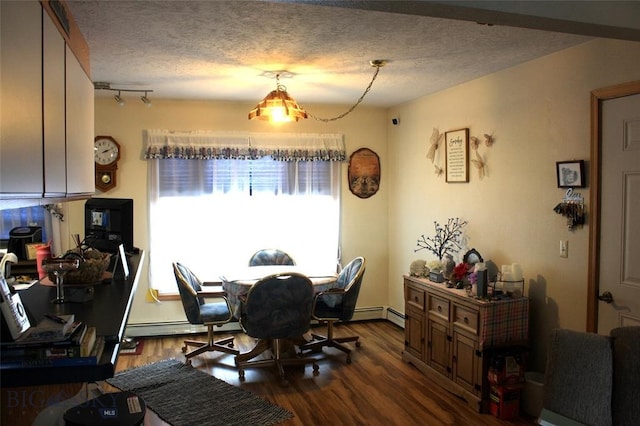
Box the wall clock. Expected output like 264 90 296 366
94 136 120 192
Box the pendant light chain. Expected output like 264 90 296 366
304 63 383 122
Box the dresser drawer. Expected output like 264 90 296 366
428 294 449 321
454 305 479 334
406 284 425 311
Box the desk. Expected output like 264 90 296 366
221 265 337 318
0 251 145 425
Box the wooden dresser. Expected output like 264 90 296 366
402 275 529 412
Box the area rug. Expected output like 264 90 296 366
106 359 293 426
119 339 144 355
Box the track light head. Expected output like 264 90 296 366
140 92 152 107
114 91 125 106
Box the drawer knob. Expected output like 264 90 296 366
414 296 418 302
464 317 469 324
437 306 442 312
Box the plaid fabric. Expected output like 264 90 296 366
222 272 337 318
479 297 529 348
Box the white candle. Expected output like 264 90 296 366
511 263 523 281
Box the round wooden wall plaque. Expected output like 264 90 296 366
348 148 380 199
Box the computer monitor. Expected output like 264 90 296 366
84 198 134 253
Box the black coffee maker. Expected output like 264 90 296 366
7 226 42 261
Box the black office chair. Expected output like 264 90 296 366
173 262 238 365
300 256 366 364
236 272 319 385
248 249 296 266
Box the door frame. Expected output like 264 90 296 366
587 80 640 332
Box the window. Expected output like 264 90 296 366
145 130 344 294
0 206 51 245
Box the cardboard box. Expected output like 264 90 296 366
489 385 521 420
487 354 524 385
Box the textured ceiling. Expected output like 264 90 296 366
66 1 599 107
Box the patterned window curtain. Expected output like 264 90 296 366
145 130 344 294
143 129 346 161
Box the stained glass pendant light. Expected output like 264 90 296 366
248 60 387 123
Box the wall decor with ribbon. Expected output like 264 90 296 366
553 188 586 230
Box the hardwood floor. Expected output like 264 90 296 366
112 321 537 425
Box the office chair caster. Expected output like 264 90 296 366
278 373 290 387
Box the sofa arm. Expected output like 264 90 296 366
610 326 640 426
543 329 613 426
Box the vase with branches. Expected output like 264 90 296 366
415 217 468 262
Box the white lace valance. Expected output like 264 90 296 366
143 129 346 161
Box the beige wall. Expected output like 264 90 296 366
387 38 640 371
62 100 390 328
60 37 640 372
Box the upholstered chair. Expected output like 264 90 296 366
300 256 366 363
173 262 238 365
248 249 296 267
236 272 319 385
540 326 640 426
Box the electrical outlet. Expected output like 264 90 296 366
560 240 568 258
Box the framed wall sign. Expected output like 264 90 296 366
445 128 469 183
556 160 585 188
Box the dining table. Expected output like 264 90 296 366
219 265 338 365
220 265 338 319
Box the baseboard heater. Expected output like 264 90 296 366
386 307 405 328
125 306 392 337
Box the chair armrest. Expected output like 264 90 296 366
316 287 346 296
313 288 345 303
196 287 226 298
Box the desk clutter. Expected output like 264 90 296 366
0 312 104 368
0 251 145 424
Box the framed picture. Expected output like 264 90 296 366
556 160 585 188
445 128 469 183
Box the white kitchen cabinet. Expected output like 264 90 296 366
65 44 95 196
0 1 94 202
0 1 44 198
43 9 67 197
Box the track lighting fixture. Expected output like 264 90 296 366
249 60 387 123
95 82 153 107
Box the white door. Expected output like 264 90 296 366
597 92 640 333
